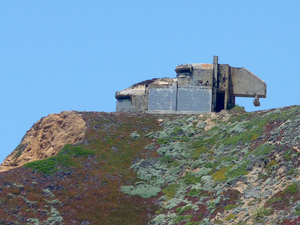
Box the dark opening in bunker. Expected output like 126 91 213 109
216 91 225 112
178 69 190 73
115 95 131 100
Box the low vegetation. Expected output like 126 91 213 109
23 144 95 175
1 106 300 224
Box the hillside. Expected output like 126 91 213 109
1 106 300 224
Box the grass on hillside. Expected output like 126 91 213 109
23 144 95 175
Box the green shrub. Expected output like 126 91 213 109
248 198 261 206
181 136 190 142
224 204 238 210
155 208 163 214
23 155 74 175
221 155 237 163
284 150 293 160
223 114 278 147
187 188 202 197
162 184 180 199
204 162 214 168
263 207 273 215
189 137 205 149
268 197 282 203
166 160 181 168
173 126 183 135
252 207 265 223
229 105 246 113
225 214 235 221
226 162 249 179
214 219 224 224
285 183 298 194
253 144 275 156
252 207 273 223
182 173 201 184
257 173 267 180
159 155 173 164
184 222 193 225
176 205 192 215
58 144 95 157
203 127 223 146
24 144 94 175
266 160 278 171
157 138 169 145
288 168 299 176
175 206 182 213
207 201 216 211
212 166 231 182
251 133 260 141
191 147 207 159
173 215 193 223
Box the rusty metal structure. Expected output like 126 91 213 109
115 56 267 113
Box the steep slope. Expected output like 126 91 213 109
1 106 300 224
0 111 86 172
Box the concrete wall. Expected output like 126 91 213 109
191 69 213 87
177 87 212 112
148 86 212 112
131 95 144 112
148 88 174 111
231 68 267 98
116 99 132 112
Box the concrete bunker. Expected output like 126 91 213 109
115 56 267 113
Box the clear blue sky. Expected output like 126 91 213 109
1 1 299 163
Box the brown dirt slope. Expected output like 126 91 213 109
0 111 86 172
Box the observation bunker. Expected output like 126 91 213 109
115 56 267 113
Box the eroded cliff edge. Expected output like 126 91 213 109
0 111 86 172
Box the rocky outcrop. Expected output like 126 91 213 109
0 111 86 172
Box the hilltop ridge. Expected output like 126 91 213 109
1 106 300 224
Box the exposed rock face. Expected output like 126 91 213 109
0 111 86 172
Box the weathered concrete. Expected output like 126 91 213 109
115 56 267 113
148 88 174 111
116 99 132 112
177 87 212 112
231 67 267 98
